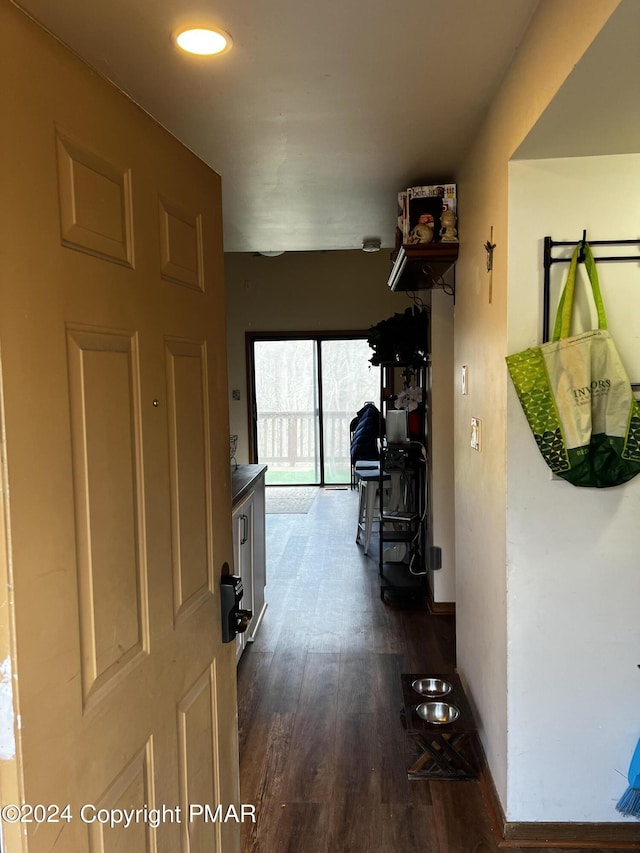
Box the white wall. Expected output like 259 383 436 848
453 0 621 816
506 154 640 821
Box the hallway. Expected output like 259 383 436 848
236 488 622 853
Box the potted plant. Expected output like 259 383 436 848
367 305 428 367
394 384 425 439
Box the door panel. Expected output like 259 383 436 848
55 129 135 268
165 338 212 620
0 5 239 852
66 325 148 705
177 667 222 852
87 744 156 853
159 197 204 292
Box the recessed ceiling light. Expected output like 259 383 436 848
175 27 232 56
362 238 382 253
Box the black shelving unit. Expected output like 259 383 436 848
378 362 429 602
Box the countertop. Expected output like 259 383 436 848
231 464 268 507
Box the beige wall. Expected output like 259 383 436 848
454 0 621 816
225 250 419 462
429 290 455 603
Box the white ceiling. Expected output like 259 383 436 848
514 0 640 161
15 0 539 253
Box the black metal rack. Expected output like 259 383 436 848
543 233 640 389
378 362 428 603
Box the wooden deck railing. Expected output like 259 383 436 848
257 410 351 474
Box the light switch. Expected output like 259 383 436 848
471 417 481 451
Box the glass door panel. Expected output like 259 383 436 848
320 339 380 484
253 339 320 485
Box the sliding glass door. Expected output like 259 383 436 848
253 339 320 484
320 338 379 484
251 335 379 486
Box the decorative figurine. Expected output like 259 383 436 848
439 209 458 242
409 212 434 244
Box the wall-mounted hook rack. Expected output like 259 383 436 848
577 229 587 263
542 234 640 389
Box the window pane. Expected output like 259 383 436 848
321 339 379 484
254 340 320 485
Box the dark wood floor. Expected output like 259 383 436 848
237 487 624 853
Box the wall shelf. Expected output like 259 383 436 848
387 243 458 293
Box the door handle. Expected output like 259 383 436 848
241 513 248 545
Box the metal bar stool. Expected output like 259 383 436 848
355 462 390 555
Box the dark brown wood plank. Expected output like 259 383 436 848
429 780 498 852
372 652 432 806
279 653 340 802
327 712 381 852
401 606 456 672
264 802 330 853
240 712 297 852
337 653 378 715
237 649 274 752
239 489 625 853
377 803 440 852
259 621 309 714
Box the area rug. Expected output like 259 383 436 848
265 486 319 514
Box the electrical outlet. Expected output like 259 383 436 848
232 389 241 401
470 417 481 451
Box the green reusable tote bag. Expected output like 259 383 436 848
506 243 640 487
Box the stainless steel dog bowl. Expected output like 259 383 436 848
415 702 460 725
411 678 452 698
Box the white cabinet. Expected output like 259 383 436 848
232 493 253 662
247 477 266 642
231 468 267 663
